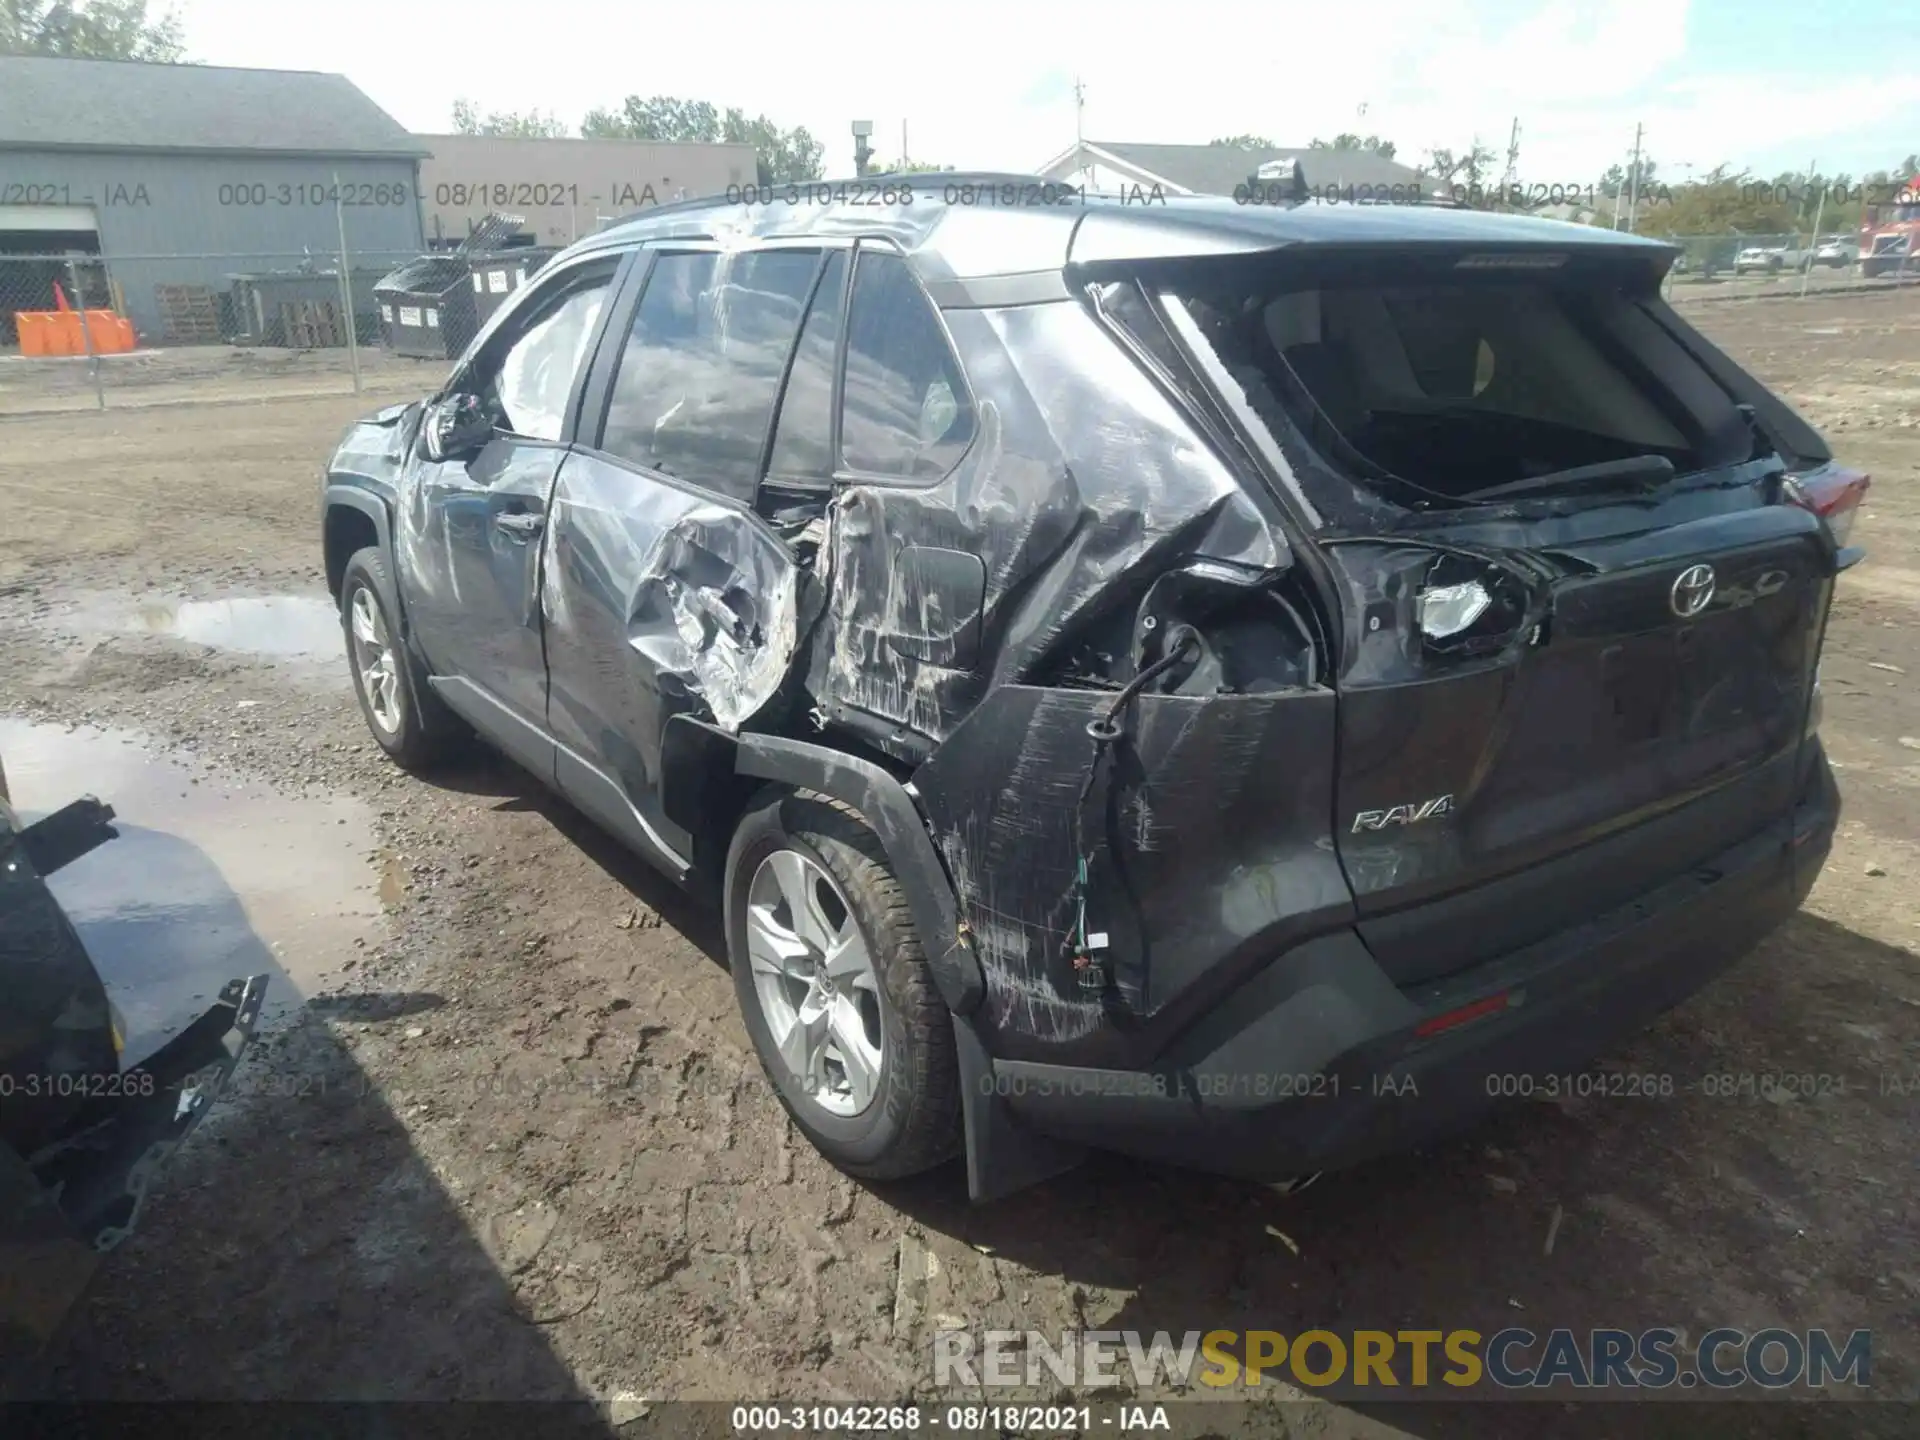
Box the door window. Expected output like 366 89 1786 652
478 269 612 442
764 250 848 486
599 248 821 502
840 250 974 481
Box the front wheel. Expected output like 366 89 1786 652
726 792 961 1179
339 547 461 771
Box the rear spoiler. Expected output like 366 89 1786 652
1232 156 1468 211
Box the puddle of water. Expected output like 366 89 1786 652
46 592 344 663
0 718 380 1060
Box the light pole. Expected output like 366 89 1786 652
851 120 874 178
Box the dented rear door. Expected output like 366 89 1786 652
540 245 825 873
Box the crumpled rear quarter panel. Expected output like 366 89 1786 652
808 299 1290 752
911 686 1351 1068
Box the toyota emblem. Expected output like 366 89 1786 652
1670 563 1716 618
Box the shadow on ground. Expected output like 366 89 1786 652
31 822 608 1417
419 745 726 965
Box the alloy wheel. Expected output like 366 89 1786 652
348 586 404 735
744 847 885 1116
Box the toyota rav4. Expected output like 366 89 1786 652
322 176 1860 1200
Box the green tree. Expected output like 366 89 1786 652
1 0 184 60
1309 133 1398 160
580 95 823 185
1424 142 1498 190
1633 166 1798 238
721 108 823 185
450 98 570 139
876 158 945 174
581 95 720 144
1599 155 1659 199
1209 134 1278 149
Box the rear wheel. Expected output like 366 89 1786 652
726 792 960 1179
339 546 460 771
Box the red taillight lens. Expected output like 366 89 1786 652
1413 990 1517 1038
1790 466 1871 547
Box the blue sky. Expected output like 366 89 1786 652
176 0 1919 183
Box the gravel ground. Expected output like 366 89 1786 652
2 291 1917 1437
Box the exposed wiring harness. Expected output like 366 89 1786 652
1063 632 1200 991
1084 631 1202 744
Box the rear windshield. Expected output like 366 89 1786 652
1156 263 1758 512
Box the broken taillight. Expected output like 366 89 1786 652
1787 466 1871 547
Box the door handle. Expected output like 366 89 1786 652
493 510 545 540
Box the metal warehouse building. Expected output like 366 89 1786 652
0 55 426 343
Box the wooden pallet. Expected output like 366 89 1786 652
153 284 222 345
277 298 343 348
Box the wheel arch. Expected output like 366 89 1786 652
664 718 984 1017
667 721 1090 1202
323 487 395 608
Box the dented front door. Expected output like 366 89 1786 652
538 244 823 870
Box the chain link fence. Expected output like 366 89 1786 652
0 245 488 417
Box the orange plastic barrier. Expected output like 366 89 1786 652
11 308 136 355
15 312 53 356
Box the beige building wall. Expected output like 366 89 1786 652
414 135 758 247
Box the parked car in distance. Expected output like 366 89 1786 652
1734 245 1786 275
322 179 1859 1202
1812 235 1854 268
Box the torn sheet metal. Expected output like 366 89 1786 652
911 685 1353 1070
621 507 801 731
544 448 805 826
806 298 1293 756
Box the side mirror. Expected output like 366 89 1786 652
422 393 495 463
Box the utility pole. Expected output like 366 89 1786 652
1074 77 1088 184
1789 157 1820 299
332 170 361 394
1625 123 1644 232
901 119 909 169
1502 117 1521 199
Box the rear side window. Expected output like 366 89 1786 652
840 250 973 481
1163 266 1755 510
599 248 820 502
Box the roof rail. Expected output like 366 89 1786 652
860 170 1067 187
603 171 1075 229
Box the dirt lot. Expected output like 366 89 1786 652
0 343 435 416
2 289 1917 1435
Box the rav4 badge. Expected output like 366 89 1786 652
1351 795 1455 833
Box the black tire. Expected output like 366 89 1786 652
339 546 461 771
726 791 960 1179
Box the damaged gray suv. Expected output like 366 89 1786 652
323 174 1860 1200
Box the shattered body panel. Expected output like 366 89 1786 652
544 452 801 828
913 688 1348 1068
1 786 266 1393
810 300 1291 755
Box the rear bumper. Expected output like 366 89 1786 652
992 753 1838 1181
